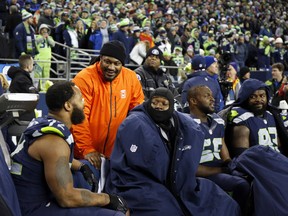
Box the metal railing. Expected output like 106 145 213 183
0 42 183 83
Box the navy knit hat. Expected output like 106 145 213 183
192 55 206 70
100 40 126 65
229 62 239 73
205 56 217 69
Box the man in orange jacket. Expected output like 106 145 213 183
72 40 144 169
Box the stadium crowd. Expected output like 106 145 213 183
1 0 288 71
2 0 288 216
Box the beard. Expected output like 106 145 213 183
199 103 214 115
249 104 267 116
71 105 85 125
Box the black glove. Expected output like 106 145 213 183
105 194 128 214
79 163 99 192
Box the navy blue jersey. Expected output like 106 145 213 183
11 116 74 215
193 113 225 167
229 107 279 152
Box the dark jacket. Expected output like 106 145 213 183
112 29 132 64
106 104 240 216
8 66 38 121
13 23 38 58
4 12 22 39
265 76 287 107
8 66 37 93
230 145 288 216
135 65 177 100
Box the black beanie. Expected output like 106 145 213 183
145 87 174 123
239 66 250 78
100 40 126 65
145 46 163 61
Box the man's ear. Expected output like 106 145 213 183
189 97 197 106
64 101 72 112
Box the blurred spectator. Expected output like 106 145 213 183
89 19 113 54
183 45 194 64
29 0 40 13
187 28 201 55
162 50 178 80
238 66 251 84
14 10 38 58
129 40 150 65
75 20 87 49
135 46 178 100
70 9 81 26
155 27 171 54
220 31 236 62
4 5 21 39
112 18 132 64
8 54 37 93
205 56 224 110
272 37 285 65
259 23 273 38
130 25 141 48
23 1 33 13
63 19 78 59
234 34 248 68
139 26 155 48
245 34 258 70
8 54 38 122
257 36 272 70
169 26 181 52
0 73 9 93
265 63 287 107
226 62 241 105
172 46 184 66
35 24 55 91
203 30 218 56
37 4 55 36
284 41 288 71
0 0 9 27
181 55 223 112
80 9 92 28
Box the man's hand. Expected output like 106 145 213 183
105 194 129 214
227 159 248 178
79 163 99 192
84 151 103 169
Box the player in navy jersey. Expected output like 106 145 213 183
222 79 288 215
225 78 287 157
188 85 250 214
10 81 129 216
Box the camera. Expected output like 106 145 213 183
218 52 233 102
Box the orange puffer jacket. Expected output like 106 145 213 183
72 62 144 158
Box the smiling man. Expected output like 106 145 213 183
225 79 281 157
72 40 144 168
